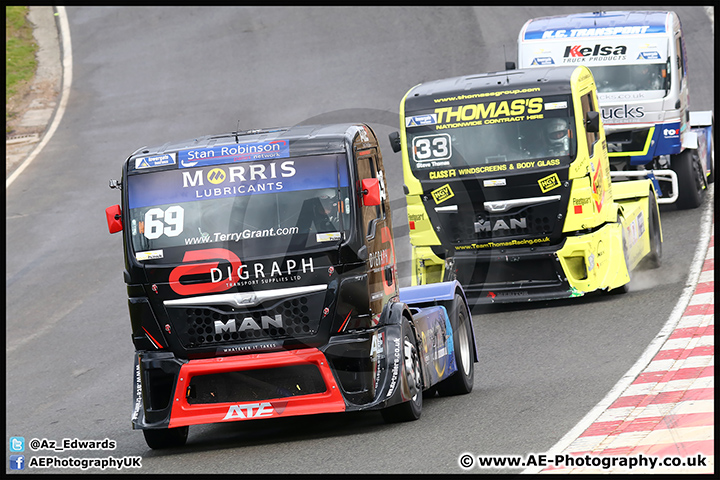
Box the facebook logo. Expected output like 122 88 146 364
9 455 25 470
9 436 25 452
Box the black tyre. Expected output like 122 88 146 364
436 294 474 396
143 426 188 449
381 318 423 423
707 130 714 184
639 193 662 270
673 149 705 209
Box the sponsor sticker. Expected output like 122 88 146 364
316 232 342 242
135 153 176 169
637 51 661 60
431 184 455 204
127 155 345 209
526 24 665 40
406 114 438 127
538 173 561 193
483 179 506 187
136 250 164 261
663 128 680 138
179 140 290 168
544 101 567 111
531 57 555 66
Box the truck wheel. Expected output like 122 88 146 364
381 319 423 423
640 193 662 270
673 149 705 209
143 426 188 449
436 294 474 396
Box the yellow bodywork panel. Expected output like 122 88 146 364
615 190 660 271
406 194 441 247
557 221 629 292
411 246 445 286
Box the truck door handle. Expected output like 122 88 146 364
384 265 394 286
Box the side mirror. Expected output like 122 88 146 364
585 111 600 133
361 178 381 206
106 205 123 234
388 131 401 153
505 61 516 70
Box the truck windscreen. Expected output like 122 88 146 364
405 94 576 177
126 153 351 261
590 64 667 93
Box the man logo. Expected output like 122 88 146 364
207 168 226 184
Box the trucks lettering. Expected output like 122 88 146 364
602 105 645 120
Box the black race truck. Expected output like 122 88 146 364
106 123 477 448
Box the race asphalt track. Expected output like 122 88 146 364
5 6 714 474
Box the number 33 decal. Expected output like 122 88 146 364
412 133 451 162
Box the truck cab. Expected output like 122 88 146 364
516 11 713 209
107 123 477 448
389 66 662 302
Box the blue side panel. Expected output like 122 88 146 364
407 305 457 386
695 125 713 173
400 280 478 364
399 280 462 306
629 122 682 165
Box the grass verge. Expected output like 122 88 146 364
6 6 38 131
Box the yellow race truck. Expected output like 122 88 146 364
389 66 662 303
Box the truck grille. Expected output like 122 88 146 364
187 364 327 404
607 128 651 154
447 206 556 244
166 291 325 349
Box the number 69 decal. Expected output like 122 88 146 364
144 205 184 239
412 133 452 163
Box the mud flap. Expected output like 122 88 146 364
604 219 631 291
131 351 185 430
131 355 145 429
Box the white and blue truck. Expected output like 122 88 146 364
515 10 713 209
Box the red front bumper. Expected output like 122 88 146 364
168 348 347 428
